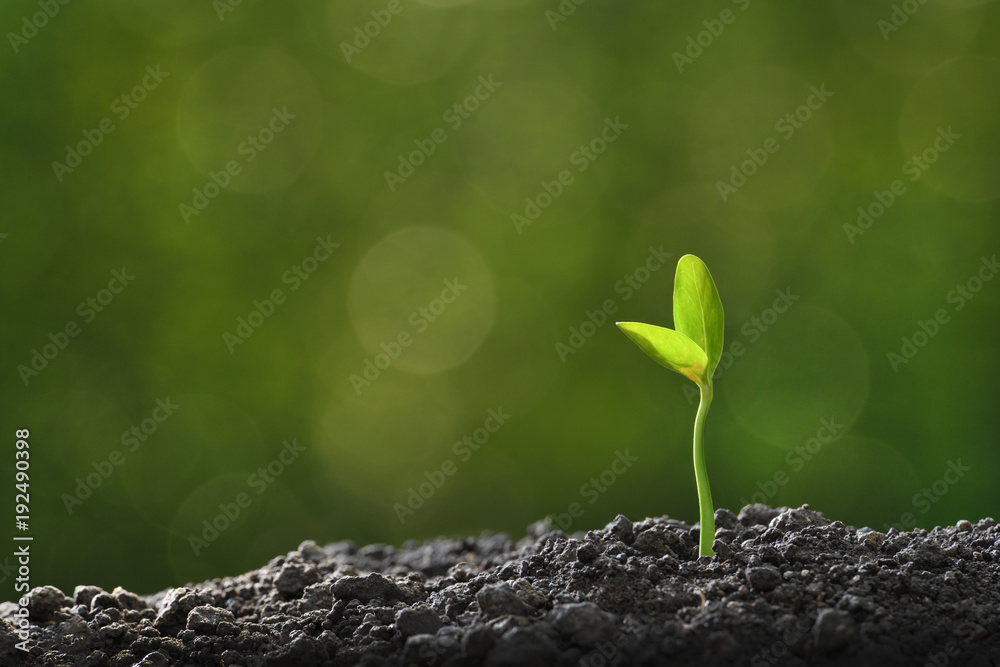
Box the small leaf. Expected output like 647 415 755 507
672 255 724 379
616 321 709 385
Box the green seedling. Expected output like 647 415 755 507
617 254 724 557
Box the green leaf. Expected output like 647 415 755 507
616 321 709 385
672 254 724 379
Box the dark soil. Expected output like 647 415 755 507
4 504 1000 666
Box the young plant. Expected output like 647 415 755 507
616 254 724 557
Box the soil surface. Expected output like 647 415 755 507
3 504 1000 666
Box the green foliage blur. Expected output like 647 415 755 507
2 0 999 597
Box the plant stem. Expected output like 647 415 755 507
693 383 715 557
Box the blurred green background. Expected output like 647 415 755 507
2 0 999 597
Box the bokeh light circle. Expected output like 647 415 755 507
725 305 870 449
686 66 835 210
315 372 461 502
836 0 987 75
327 1 477 85
167 472 263 582
176 47 323 192
109 1 231 47
773 436 921 531
899 57 1000 202
467 79 604 207
634 185 777 325
348 226 495 374
122 393 268 525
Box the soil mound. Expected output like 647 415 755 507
3 504 999 666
